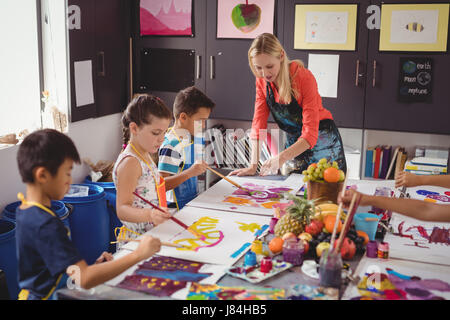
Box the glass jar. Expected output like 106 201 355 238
319 249 342 288
282 239 304 266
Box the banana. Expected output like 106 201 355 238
315 203 339 212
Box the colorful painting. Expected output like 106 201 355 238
187 282 285 300
121 206 271 265
187 174 303 216
217 0 275 39
106 254 228 299
384 212 450 265
342 256 450 300
140 0 192 36
226 260 292 284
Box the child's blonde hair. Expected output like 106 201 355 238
248 33 304 104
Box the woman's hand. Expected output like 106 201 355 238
259 155 284 176
230 165 258 177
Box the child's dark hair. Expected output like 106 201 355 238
122 94 172 146
17 129 81 183
173 86 215 119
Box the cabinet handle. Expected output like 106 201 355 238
196 55 201 79
98 51 105 77
355 59 360 86
372 60 377 87
210 55 215 80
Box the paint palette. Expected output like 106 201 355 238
225 260 293 284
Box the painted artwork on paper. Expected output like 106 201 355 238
187 282 285 300
384 213 450 265
217 0 275 39
121 206 271 266
188 175 303 216
342 256 450 300
140 0 192 36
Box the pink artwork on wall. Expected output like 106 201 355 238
140 0 192 36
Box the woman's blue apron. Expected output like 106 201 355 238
265 82 347 173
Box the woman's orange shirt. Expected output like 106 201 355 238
250 62 333 149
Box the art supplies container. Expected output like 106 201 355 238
251 240 263 255
307 180 344 204
319 249 342 289
377 242 389 259
353 213 381 241
84 176 122 253
63 184 110 264
260 257 273 273
244 251 257 267
372 187 391 215
282 239 304 266
366 240 378 258
0 219 19 299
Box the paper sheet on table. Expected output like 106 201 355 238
308 54 339 98
74 60 94 107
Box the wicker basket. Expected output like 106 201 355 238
306 180 344 204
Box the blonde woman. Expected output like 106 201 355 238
230 33 346 176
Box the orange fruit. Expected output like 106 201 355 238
324 167 340 183
357 230 369 245
268 237 284 253
324 215 342 233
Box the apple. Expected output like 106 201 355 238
338 170 345 182
282 232 297 242
231 2 262 33
316 242 330 258
301 239 309 255
298 232 312 242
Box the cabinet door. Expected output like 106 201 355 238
94 0 129 117
68 0 97 122
364 0 450 134
132 0 207 108
205 0 285 121
283 0 368 129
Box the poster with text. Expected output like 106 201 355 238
398 57 433 103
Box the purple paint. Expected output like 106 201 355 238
426 194 450 202
139 256 204 273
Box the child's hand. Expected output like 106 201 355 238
395 171 421 188
135 235 161 260
338 189 367 209
230 166 257 177
94 252 114 264
188 160 208 177
148 207 172 226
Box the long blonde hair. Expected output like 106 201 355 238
248 33 304 104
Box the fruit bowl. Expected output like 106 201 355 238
306 180 344 204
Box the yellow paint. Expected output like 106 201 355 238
223 196 254 206
173 216 224 252
236 222 261 233
261 201 278 209
424 198 437 203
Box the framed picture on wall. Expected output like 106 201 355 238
379 3 449 52
217 0 275 39
139 0 193 36
294 4 358 51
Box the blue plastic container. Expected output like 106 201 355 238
63 184 110 264
0 219 19 299
353 213 381 241
83 176 122 253
2 200 71 234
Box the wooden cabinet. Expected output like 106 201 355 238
364 0 450 135
68 0 129 122
283 0 369 129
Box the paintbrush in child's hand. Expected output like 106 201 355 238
206 166 255 195
110 238 188 249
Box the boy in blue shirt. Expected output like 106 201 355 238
15 129 162 300
158 87 215 209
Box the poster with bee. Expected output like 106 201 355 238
398 57 433 102
379 4 449 51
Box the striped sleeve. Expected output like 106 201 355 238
158 139 183 175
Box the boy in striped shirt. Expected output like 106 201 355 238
158 87 215 209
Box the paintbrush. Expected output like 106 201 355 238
330 176 348 248
334 192 361 253
110 238 188 249
206 166 255 195
132 191 202 238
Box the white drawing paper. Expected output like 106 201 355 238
73 60 95 107
308 54 340 98
305 11 348 44
390 10 439 44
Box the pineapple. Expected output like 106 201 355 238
274 195 316 237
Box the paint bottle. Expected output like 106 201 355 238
269 217 279 234
251 240 263 255
244 251 257 267
366 240 378 258
282 239 304 266
260 256 273 273
377 242 389 259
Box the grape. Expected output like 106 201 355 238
318 158 327 164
